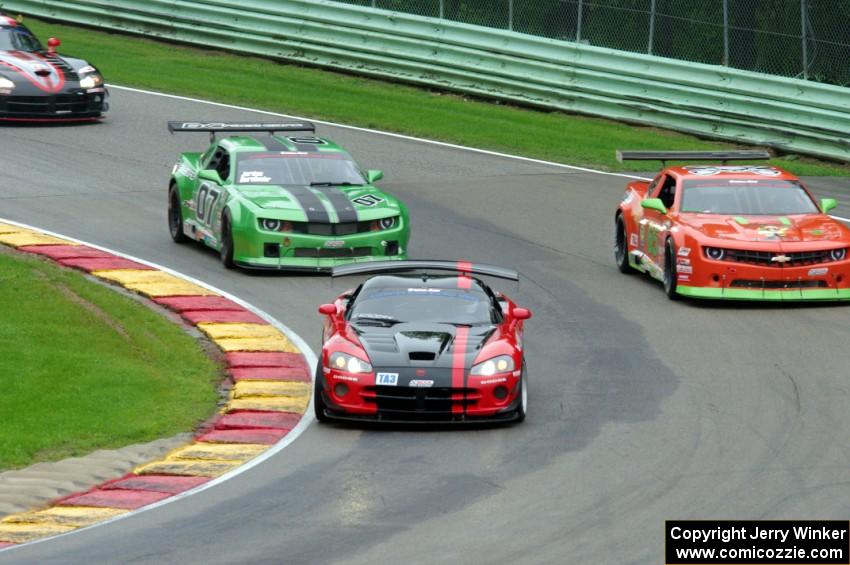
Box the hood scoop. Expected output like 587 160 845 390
409 351 436 361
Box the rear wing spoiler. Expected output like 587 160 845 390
331 260 519 282
616 150 770 166
167 121 315 141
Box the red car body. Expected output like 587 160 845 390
614 160 850 300
315 261 531 423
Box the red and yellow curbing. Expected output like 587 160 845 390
0 221 313 548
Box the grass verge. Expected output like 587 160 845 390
24 17 850 177
0 249 220 470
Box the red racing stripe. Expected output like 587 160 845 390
457 260 473 289
451 326 470 414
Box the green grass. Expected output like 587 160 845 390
0 250 220 470
23 17 849 177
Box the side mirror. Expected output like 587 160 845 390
198 169 223 184
318 304 337 316
641 198 667 215
513 307 532 321
821 198 838 213
366 170 384 184
47 37 60 54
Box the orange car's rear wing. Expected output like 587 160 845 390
616 150 770 167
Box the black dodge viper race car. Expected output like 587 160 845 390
0 13 108 121
315 261 533 424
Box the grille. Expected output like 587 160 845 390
3 92 102 116
293 247 372 258
718 248 833 267
259 218 397 236
730 280 828 289
367 385 481 417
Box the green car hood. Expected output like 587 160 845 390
240 185 402 220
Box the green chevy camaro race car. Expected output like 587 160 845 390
167 121 410 270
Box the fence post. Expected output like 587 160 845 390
647 0 656 55
800 0 808 79
576 0 583 42
508 0 513 31
439 0 444 19
722 0 729 65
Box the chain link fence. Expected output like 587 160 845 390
333 0 850 86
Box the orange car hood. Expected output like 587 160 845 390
679 214 847 244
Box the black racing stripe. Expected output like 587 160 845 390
261 134 290 151
286 186 330 223
312 186 358 223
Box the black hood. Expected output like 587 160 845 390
357 322 494 380
0 50 89 95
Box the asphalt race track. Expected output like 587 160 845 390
3 88 850 564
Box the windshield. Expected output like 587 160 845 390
0 27 43 52
236 153 365 186
680 179 819 215
349 286 494 326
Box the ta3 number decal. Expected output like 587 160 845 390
376 372 399 386
195 183 222 227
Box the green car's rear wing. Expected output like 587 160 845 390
331 260 519 281
616 150 770 167
168 121 315 141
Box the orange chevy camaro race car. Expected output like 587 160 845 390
613 151 850 301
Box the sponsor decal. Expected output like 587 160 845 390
376 372 399 386
480 377 508 385
324 240 346 248
408 379 434 388
808 267 829 276
288 136 326 145
684 166 781 177
352 194 385 207
757 226 790 239
677 258 691 266
630 234 638 246
179 122 312 130
676 265 693 274
677 275 691 281
333 375 360 383
678 247 691 257
239 171 271 183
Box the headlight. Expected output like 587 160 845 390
79 74 103 89
705 247 725 261
260 218 282 232
830 248 847 261
0 77 14 90
329 352 372 374
258 218 293 232
378 217 396 230
470 355 514 376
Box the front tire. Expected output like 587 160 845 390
663 239 679 300
515 361 527 423
614 214 632 274
168 185 188 244
313 364 330 422
219 211 235 269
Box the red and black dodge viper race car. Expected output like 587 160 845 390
615 150 850 301
315 261 532 423
0 12 108 121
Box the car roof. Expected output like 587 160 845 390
359 274 491 294
216 134 349 155
665 164 798 182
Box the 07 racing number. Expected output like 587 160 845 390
195 183 222 227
